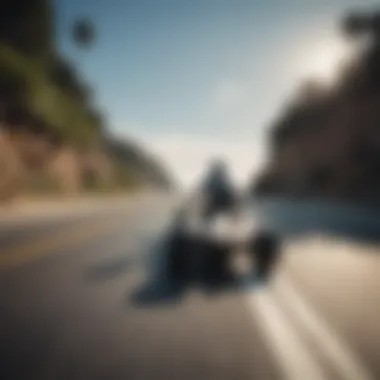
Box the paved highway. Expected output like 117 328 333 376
0 194 379 380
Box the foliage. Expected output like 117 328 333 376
0 0 173 196
252 8 380 201
342 11 371 38
0 0 53 59
0 44 101 146
105 138 173 190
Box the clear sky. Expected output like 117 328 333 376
54 0 379 188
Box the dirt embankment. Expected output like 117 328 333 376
0 126 115 201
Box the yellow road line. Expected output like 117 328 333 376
0 219 122 269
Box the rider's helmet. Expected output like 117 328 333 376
208 158 228 177
203 158 232 194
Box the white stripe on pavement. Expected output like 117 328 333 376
275 276 376 380
245 286 328 380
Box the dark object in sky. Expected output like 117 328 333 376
72 18 96 49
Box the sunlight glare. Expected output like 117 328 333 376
297 37 353 85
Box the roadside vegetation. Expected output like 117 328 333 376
252 9 380 204
0 1 173 201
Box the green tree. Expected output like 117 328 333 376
0 0 53 59
342 10 380 41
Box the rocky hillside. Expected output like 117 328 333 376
0 0 173 200
252 9 380 203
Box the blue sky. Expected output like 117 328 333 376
54 0 379 186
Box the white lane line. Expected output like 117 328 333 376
244 286 328 380
276 276 376 380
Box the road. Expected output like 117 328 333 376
0 194 380 380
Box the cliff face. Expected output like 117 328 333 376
0 125 173 199
0 0 174 200
252 13 380 203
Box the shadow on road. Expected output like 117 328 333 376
130 198 380 309
83 256 137 282
83 239 154 283
127 234 187 308
129 272 270 308
128 231 272 308
130 279 188 307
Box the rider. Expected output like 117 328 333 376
201 158 235 217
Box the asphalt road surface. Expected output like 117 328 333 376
1 194 380 380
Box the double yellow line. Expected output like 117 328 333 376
0 218 121 270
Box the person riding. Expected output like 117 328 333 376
201 159 235 217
